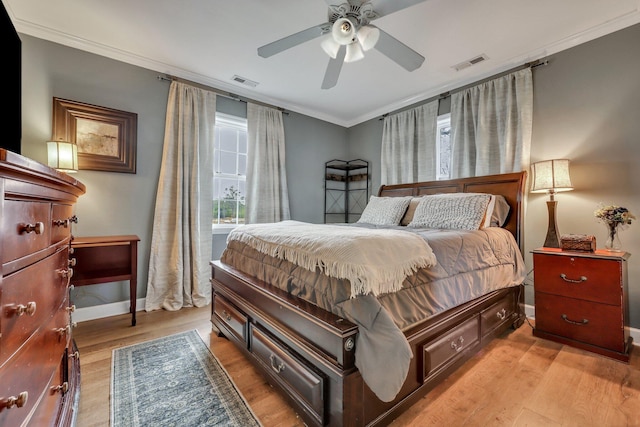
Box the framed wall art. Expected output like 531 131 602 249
52 97 137 173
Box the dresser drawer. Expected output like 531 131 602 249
2 199 52 265
213 294 247 346
533 253 622 305
1 248 71 363
534 293 625 352
422 315 480 382
0 311 68 426
250 325 325 425
51 204 74 245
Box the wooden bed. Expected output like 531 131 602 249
210 171 527 426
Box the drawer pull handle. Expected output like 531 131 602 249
51 382 69 394
13 301 37 316
561 314 589 326
69 215 78 224
70 351 80 360
560 273 587 284
496 308 507 320
221 310 232 322
68 258 77 267
22 222 44 234
3 391 28 409
450 336 465 352
67 304 76 313
269 354 286 373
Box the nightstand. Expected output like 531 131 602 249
532 248 632 362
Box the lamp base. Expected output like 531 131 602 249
543 200 561 248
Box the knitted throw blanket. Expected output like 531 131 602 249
227 221 437 297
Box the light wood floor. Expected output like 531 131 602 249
74 307 640 427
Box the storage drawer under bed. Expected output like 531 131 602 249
212 294 248 347
250 324 325 426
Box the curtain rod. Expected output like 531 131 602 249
157 74 289 115
378 58 549 121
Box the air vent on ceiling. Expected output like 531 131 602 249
452 54 489 72
231 75 259 87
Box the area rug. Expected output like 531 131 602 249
111 330 261 427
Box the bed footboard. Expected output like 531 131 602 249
211 260 525 427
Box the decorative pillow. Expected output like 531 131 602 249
357 196 413 226
408 193 492 230
490 195 511 227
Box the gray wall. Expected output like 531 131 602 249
20 35 348 308
349 24 640 328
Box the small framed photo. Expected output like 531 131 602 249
52 97 137 173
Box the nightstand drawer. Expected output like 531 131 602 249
533 253 621 305
534 293 625 352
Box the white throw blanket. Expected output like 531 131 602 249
227 220 437 297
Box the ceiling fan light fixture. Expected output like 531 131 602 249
332 18 357 45
357 25 380 51
344 42 364 63
321 35 341 59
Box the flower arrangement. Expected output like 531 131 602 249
594 204 636 226
594 204 635 251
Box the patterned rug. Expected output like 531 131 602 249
111 330 261 427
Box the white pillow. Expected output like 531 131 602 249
408 193 492 230
357 196 413 226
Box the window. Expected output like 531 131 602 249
213 113 247 231
436 113 451 180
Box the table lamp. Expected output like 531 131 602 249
530 159 573 248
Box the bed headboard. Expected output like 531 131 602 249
378 172 527 248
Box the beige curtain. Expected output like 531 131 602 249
380 101 439 185
245 103 290 223
450 68 533 178
145 81 216 311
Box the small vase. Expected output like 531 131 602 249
604 222 622 251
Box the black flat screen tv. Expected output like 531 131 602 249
2 0 21 154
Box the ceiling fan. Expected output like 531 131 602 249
257 0 427 89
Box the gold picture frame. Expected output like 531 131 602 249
52 97 137 173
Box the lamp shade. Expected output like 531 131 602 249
530 159 573 193
47 141 78 173
344 42 364 63
357 25 380 51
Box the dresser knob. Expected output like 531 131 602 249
22 222 44 234
70 351 80 360
69 215 78 224
13 301 37 317
51 382 69 394
3 391 28 409
55 325 71 336
58 268 74 279
496 308 507 320
53 219 70 227
66 304 76 313
68 258 77 267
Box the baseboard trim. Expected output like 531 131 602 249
73 298 146 323
525 303 639 348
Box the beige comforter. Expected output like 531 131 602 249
221 222 526 402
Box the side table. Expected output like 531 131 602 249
71 235 140 326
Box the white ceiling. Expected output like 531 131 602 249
6 0 640 127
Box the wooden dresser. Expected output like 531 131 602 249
532 247 632 362
0 149 85 426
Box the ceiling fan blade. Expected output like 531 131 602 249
374 27 425 71
368 0 427 18
321 45 346 89
258 23 330 58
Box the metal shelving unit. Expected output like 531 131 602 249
324 159 369 223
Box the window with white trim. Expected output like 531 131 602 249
213 113 247 231
436 113 451 180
